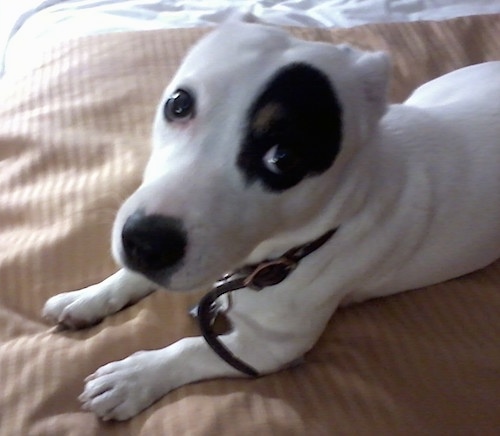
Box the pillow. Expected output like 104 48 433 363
0 14 499 435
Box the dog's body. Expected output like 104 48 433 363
43 20 500 420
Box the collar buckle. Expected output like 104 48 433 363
243 257 297 290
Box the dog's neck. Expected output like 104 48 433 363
194 226 338 377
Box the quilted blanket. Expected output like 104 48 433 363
0 14 499 435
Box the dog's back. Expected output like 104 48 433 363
406 62 500 110
366 62 500 295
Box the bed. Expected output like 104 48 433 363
1 1 499 434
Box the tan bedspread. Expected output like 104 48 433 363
1 14 499 435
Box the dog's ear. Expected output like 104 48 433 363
355 51 391 121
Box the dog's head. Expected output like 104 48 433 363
112 20 390 291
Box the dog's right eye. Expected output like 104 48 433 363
263 145 301 175
164 89 195 122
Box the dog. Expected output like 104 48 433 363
43 18 500 421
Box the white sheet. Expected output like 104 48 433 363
2 0 500 76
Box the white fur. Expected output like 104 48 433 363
43 21 500 421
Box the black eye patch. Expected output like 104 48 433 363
237 63 343 192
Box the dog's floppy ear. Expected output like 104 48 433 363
355 51 391 122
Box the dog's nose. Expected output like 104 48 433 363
121 212 187 272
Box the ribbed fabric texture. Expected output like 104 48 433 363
0 15 499 435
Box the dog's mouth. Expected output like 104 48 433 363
174 226 339 291
114 207 273 292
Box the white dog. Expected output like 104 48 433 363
43 19 500 421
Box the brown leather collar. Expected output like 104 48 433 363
192 228 338 377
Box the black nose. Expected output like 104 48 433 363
121 212 187 272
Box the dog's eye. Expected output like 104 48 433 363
164 89 195 122
263 145 300 175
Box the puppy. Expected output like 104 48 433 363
43 20 500 420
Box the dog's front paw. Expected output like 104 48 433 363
43 270 156 330
43 289 96 329
43 286 121 329
79 350 170 421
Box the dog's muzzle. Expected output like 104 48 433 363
121 211 187 274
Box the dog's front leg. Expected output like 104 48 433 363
43 269 155 329
79 335 242 421
79 315 322 421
